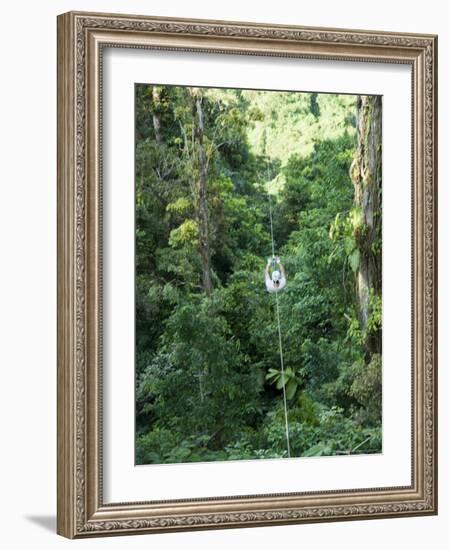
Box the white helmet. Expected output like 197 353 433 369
272 270 281 282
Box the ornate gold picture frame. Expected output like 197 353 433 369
57 11 437 538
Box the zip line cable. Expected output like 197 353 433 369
269 193 276 259
268 194 291 458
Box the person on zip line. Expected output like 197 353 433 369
264 256 286 293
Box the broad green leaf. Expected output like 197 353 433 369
285 379 298 400
348 248 360 272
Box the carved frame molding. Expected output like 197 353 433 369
57 11 437 538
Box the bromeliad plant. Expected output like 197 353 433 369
266 366 300 400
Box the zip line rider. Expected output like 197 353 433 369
264 256 286 294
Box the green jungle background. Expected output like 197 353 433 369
135 85 382 464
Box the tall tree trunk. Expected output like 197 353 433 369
350 95 382 354
151 86 162 145
189 89 213 296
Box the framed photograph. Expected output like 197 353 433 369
57 11 438 538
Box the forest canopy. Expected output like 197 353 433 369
135 84 382 464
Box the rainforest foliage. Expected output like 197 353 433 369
135 85 382 464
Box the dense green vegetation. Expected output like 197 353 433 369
135 85 382 464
